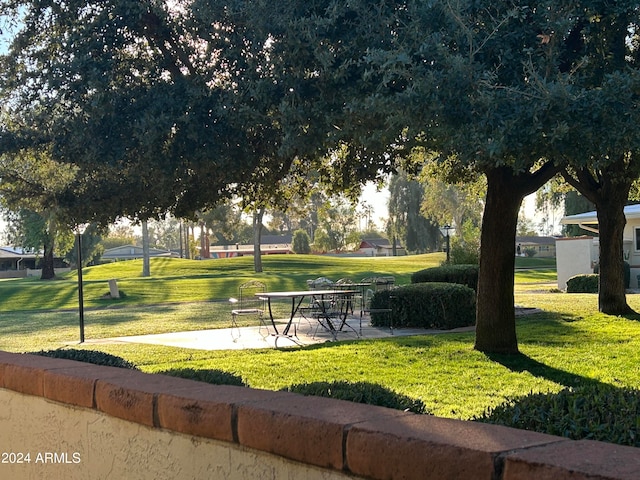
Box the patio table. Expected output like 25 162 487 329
257 289 357 339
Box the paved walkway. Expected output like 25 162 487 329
85 316 476 351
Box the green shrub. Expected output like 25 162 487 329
292 229 311 254
158 368 246 387
32 349 138 369
448 222 480 265
449 241 480 265
474 384 640 447
411 264 479 292
282 380 429 414
371 283 475 329
523 248 537 258
566 274 599 293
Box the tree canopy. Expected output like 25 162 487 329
2 0 640 353
0 0 295 222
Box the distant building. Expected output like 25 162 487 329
0 246 68 278
558 204 640 289
209 234 293 258
357 238 406 257
102 245 179 261
515 236 558 258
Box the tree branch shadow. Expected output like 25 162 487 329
485 352 606 389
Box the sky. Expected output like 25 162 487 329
359 181 562 236
359 182 390 229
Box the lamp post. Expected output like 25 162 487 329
76 224 88 343
444 224 451 263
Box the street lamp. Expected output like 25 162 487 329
440 224 452 263
76 224 88 343
444 225 452 263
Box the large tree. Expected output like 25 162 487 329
251 0 640 352
232 0 640 353
0 0 292 224
0 147 79 278
230 1 564 353
387 171 439 254
553 2 640 314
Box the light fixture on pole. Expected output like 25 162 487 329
76 224 88 343
439 224 452 263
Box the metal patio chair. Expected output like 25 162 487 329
229 280 268 340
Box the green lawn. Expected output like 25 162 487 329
0 254 432 312
1 253 639 420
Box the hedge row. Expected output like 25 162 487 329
32 349 139 370
282 380 429 414
411 264 479 292
29 350 426 413
474 384 640 447
158 368 247 386
566 274 599 293
370 282 475 330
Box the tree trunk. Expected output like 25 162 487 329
179 222 184 258
40 243 56 280
593 164 634 314
563 161 636 315
474 168 523 354
142 220 150 277
40 216 57 280
473 163 560 354
253 208 264 273
597 198 632 313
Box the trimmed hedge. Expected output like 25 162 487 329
370 283 475 329
566 274 599 293
31 348 138 369
474 384 640 447
282 380 429 414
411 264 479 292
158 368 246 387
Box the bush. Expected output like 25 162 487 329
448 240 480 265
32 349 138 369
292 229 311 254
448 221 480 265
282 380 429 414
474 384 640 447
523 248 537 257
566 274 599 293
157 368 246 387
371 283 476 330
411 264 479 292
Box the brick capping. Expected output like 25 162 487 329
0 350 638 480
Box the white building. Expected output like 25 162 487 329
558 204 640 289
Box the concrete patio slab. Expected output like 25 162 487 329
83 317 475 351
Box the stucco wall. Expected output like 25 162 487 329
555 236 597 290
0 389 348 480
0 351 638 480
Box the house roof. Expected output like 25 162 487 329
516 236 559 246
102 245 176 259
261 234 292 244
561 204 640 226
0 247 39 258
359 238 402 249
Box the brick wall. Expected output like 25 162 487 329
0 351 637 479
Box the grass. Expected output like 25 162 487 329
0 254 429 311
1 253 639 420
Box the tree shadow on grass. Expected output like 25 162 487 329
486 351 606 390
